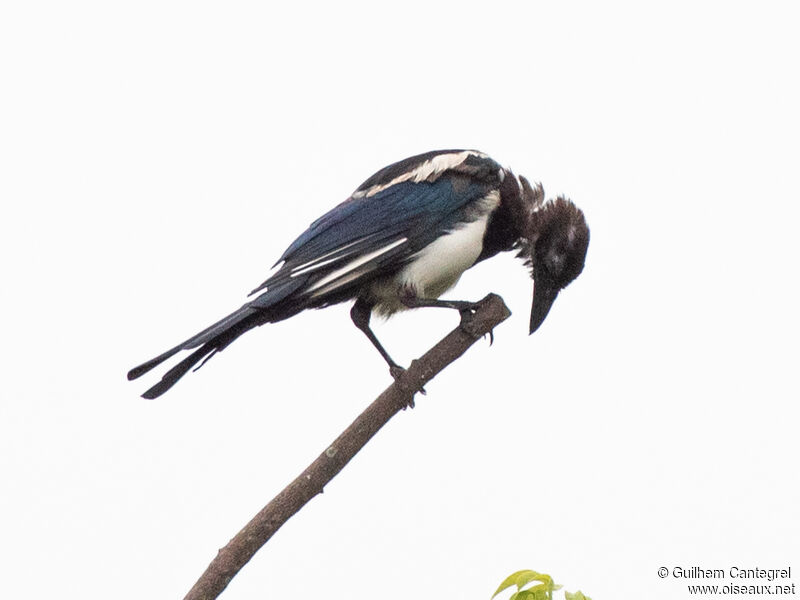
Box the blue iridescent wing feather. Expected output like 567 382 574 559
253 175 496 303
248 151 502 299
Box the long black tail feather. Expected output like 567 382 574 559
127 279 314 398
132 308 272 399
126 345 184 381
127 305 256 380
127 304 267 398
139 343 219 399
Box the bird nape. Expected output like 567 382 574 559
128 149 590 399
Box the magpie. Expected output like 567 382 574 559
128 149 589 399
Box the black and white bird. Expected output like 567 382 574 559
128 149 590 398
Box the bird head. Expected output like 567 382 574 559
516 193 590 334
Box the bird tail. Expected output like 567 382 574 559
127 279 307 399
126 305 260 399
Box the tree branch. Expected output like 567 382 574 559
183 293 511 600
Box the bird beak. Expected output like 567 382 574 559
529 281 560 334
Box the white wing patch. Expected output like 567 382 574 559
308 237 408 295
354 150 488 199
290 237 369 277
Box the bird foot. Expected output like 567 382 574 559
389 364 407 380
458 302 484 339
389 364 425 407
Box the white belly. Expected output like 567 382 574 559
368 212 491 315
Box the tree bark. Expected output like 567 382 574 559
184 293 511 600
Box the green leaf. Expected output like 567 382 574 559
565 592 591 600
516 588 557 600
514 571 545 590
492 570 540 598
492 570 562 599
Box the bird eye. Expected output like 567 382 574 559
546 249 565 275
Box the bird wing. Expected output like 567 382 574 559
248 149 504 306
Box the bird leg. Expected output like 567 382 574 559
400 295 491 343
350 298 424 405
400 294 481 323
400 296 478 312
350 298 405 378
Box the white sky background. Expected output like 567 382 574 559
2 1 798 599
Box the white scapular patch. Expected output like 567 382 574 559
308 237 408 294
354 150 488 198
